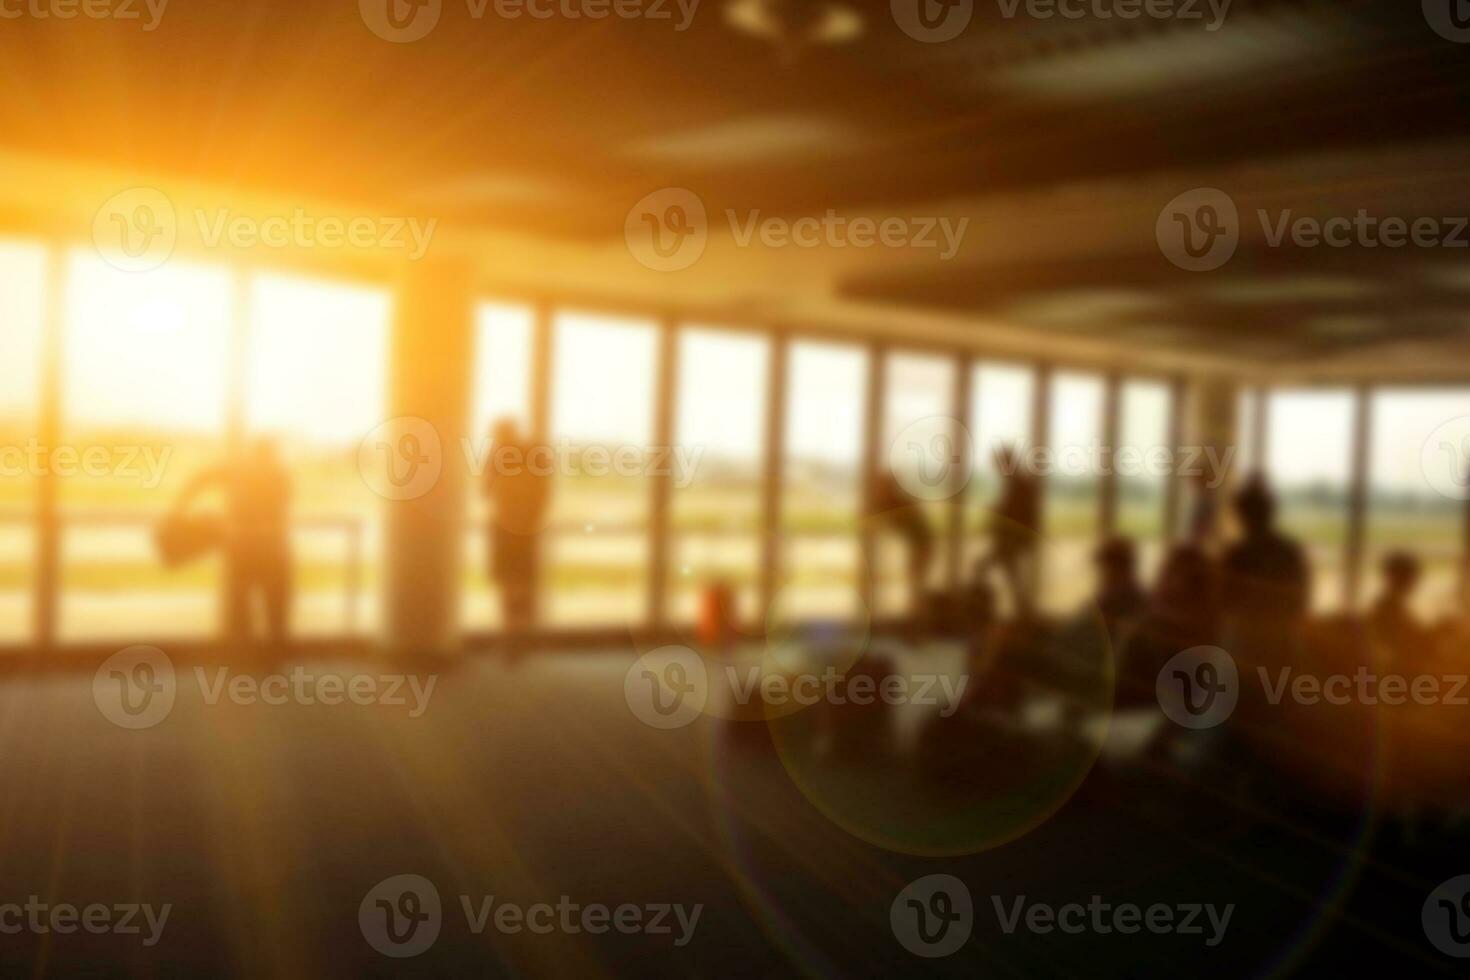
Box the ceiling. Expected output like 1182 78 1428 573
3 0 1470 369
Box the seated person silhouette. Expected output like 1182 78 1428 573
1044 537 1150 702
1093 537 1150 640
1367 551 1430 669
974 445 1040 620
1118 543 1221 708
170 438 292 648
1217 475 1310 760
483 418 552 660
1220 474 1310 646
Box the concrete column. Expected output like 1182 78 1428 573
382 254 476 656
1183 375 1241 541
758 337 788 626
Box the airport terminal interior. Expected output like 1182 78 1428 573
2 0 1470 975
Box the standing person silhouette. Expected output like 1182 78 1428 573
1220 474 1310 634
1367 551 1429 670
975 444 1041 619
483 418 552 661
172 438 293 648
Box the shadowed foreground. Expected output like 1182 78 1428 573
0 651 1461 978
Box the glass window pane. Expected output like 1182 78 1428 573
876 352 955 616
464 302 535 632
547 311 659 626
1042 372 1105 613
471 302 535 435
670 327 769 625
246 272 391 637
1366 389 1470 619
966 362 1034 577
0 240 46 643
1117 379 1171 575
782 341 868 619
59 251 232 643
1266 389 1353 613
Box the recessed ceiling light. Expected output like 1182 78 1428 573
724 0 863 62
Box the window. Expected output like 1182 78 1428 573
876 352 957 615
546 311 659 626
1117 379 1171 576
464 302 535 632
1042 372 1105 613
781 341 868 619
58 252 232 642
964 362 1035 611
245 272 391 636
669 327 769 624
1365 389 1470 618
1265 389 1354 612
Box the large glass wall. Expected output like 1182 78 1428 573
781 341 868 619
669 327 769 624
12 250 1467 646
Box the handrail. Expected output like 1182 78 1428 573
0 508 365 634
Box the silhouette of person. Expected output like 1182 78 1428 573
868 469 934 610
1218 474 1309 756
484 418 552 659
1368 551 1429 668
1046 537 1151 707
1119 543 1221 706
975 444 1040 619
1092 537 1150 640
1220 474 1310 629
174 438 292 647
